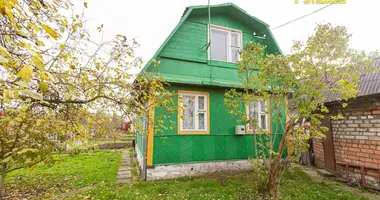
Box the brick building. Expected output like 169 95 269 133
313 58 380 187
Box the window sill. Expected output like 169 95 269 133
247 130 270 134
178 131 210 135
209 60 238 69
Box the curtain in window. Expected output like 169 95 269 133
182 95 195 129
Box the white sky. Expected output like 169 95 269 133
81 0 380 71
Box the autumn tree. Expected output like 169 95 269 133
0 0 174 198
225 24 378 198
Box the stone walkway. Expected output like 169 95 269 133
116 150 132 184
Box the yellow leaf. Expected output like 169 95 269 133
84 2 88 8
29 22 39 32
0 46 9 57
18 41 25 47
41 24 59 39
5 7 17 31
71 24 77 32
4 35 11 43
17 65 33 82
32 55 44 71
31 1 41 9
63 93 70 99
4 89 14 99
63 55 68 62
39 81 48 92
21 105 28 112
60 44 65 50
39 72 49 80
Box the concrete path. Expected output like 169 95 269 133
116 150 132 184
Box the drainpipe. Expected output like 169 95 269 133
208 0 212 85
143 132 147 181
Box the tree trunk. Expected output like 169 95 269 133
267 121 292 197
0 164 6 200
267 132 287 197
300 138 314 166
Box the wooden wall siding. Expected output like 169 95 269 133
160 21 207 63
148 58 210 79
152 84 286 165
188 13 256 35
136 133 144 155
136 118 145 155
146 12 264 88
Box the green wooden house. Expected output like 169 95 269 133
136 3 285 180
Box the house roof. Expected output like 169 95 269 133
355 58 380 97
138 3 282 76
325 58 380 102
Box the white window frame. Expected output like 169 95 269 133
247 100 269 132
179 91 208 133
209 25 242 63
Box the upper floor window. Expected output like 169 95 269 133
210 26 242 63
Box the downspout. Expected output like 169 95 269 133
143 131 147 181
208 0 212 85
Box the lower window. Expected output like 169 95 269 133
179 91 209 133
247 100 269 132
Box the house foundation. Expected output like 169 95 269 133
146 160 252 181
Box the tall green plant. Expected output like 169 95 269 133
225 23 378 198
0 1 173 198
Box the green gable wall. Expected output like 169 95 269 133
144 5 277 88
152 84 286 165
160 21 208 63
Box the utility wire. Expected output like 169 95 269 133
271 4 333 31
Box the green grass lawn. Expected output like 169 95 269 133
5 150 121 199
73 166 370 200
4 150 372 200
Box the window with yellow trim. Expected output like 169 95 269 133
247 100 269 131
179 91 208 132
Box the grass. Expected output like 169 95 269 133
279 167 370 200
5 150 121 199
71 166 370 200
4 150 372 200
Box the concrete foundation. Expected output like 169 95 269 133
146 160 252 181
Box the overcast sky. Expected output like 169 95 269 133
81 0 380 71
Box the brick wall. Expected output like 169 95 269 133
313 138 325 167
314 96 380 183
332 117 380 169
